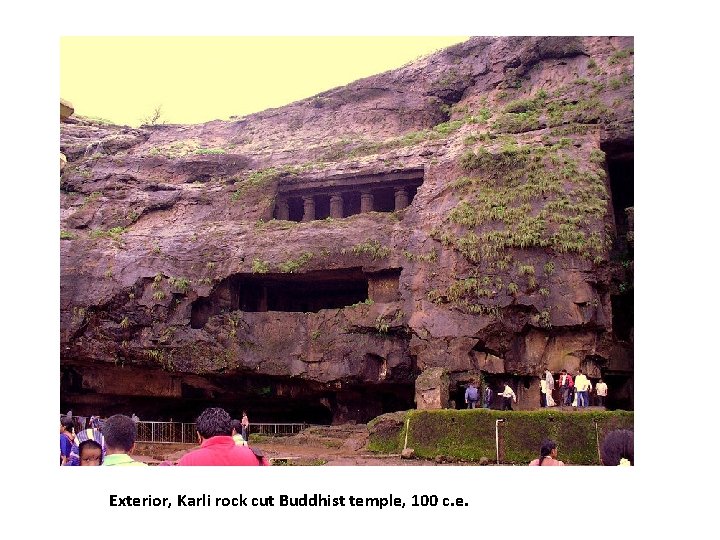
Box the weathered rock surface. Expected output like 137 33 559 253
61 98 74 120
60 36 634 422
414 367 450 410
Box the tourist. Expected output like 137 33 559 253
558 369 571 406
565 371 575 405
529 439 564 466
60 417 75 465
177 407 268 466
102 414 147 466
78 439 103 466
574 369 591 408
67 427 105 466
231 419 248 446
465 380 480 409
544 369 556 406
540 377 548 407
483 384 494 409
241 411 250 442
600 429 633 465
498 382 517 410
596 379 608 407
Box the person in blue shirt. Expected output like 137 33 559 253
60 417 74 465
483 384 494 408
464 381 480 409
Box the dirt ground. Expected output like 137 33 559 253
132 424 459 466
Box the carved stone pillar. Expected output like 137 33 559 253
329 194 344 218
360 190 374 213
302 196 315 222
276 198 289 221
394 187 409 211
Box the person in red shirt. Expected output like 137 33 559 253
177 407 269 466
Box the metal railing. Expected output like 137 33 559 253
60 416 313 444
252 423 311 436
136 422 198 444
134 421 311 444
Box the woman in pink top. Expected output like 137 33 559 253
529 439 564 466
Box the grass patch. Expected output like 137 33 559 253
251 258 270 274
343 240 390 260
278 251 314 273
89 227 126 240
231 167 282 201
369 409 633 465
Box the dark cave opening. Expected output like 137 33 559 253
602 140 634 241
602 373 633 411
602 139 634 347
314 194 331 220
287 196 304 222
60 367 415 425
191 268 384 328
239 270 369 313
611 293 633 342
343 190 361 216
373 187 396 212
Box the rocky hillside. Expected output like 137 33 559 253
60 36 634 422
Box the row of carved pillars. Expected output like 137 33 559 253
275 187 410 221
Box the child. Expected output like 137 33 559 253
78 439 103 466
66 427 105 466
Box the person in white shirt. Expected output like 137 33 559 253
595 379 608 407
499 383 517 410
574 370 590 408
544 369 556 406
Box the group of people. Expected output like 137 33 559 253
529 429 634 466
541 369 608 408
464 380 517 410
464 369 609 411
60 407 263 466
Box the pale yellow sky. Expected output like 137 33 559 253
60 36 468 126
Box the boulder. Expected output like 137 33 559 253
415 367 449 410
61 98 74 120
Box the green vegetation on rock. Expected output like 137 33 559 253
278 251 314 273
343 240 390 260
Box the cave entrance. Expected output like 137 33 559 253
601 372 633 411
603 139 634 346
191 268 402 328
190 268 382 328
287 196 304 222
601 140 634 244
60 366 416 424
239 269 368 312
611 293 633 342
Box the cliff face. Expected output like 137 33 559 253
60 36 634 422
